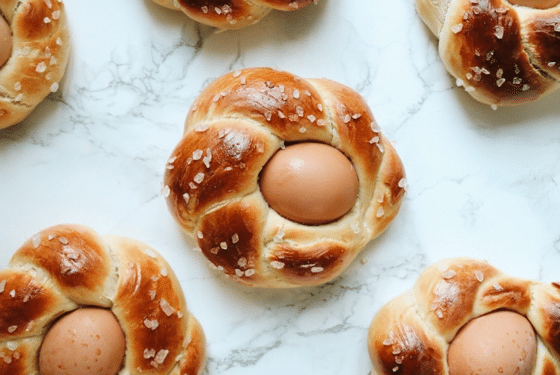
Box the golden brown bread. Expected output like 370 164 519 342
163 67 407 288
367 257 560 375
415 0 560 107
150 0 317 30
0 224 206 375
0 0 70 129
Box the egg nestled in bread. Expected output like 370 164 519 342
368 257 560 375
39 308 126 375
260 142 359 225
163 67 407 288
0 224 206 375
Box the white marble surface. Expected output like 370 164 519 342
2 0 560 374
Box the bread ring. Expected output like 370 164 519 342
0 224 206 375
163 67 407 288
0 0 70 129
415 0 560 107
368 257 560 375
149 0 318 30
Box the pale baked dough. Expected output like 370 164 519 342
0 224 206 375
163 67 407 288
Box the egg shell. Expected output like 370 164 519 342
39 307 126 375
259 142 359 225
447 310 537 375
507 0 560 8
0 15 11 68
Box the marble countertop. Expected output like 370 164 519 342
2 0 560 374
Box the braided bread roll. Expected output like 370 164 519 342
150 0 317 30
415 0 560 107
368 257 560 375
163 67 407 288
0 0 70 129
0 224 206 375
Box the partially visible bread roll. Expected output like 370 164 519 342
150 0 317 30
0 0 70 129
368 257 560 375
0 224 206 375
416 0 560 107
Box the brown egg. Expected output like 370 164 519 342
39 307 126 375
259 142 359 225
0 16 11 68
507 0 560 8
448 310 537 375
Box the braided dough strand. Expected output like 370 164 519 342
164 67 406 288
0 0 70 128
368 257 560 375
416 0 560 106
0 224 206 375
151 0 316 30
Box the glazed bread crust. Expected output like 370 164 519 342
0 0 70 129
0 224 206 375
368 257 560 375
415 0 560 106
163 67 406 288
151 0 315 30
